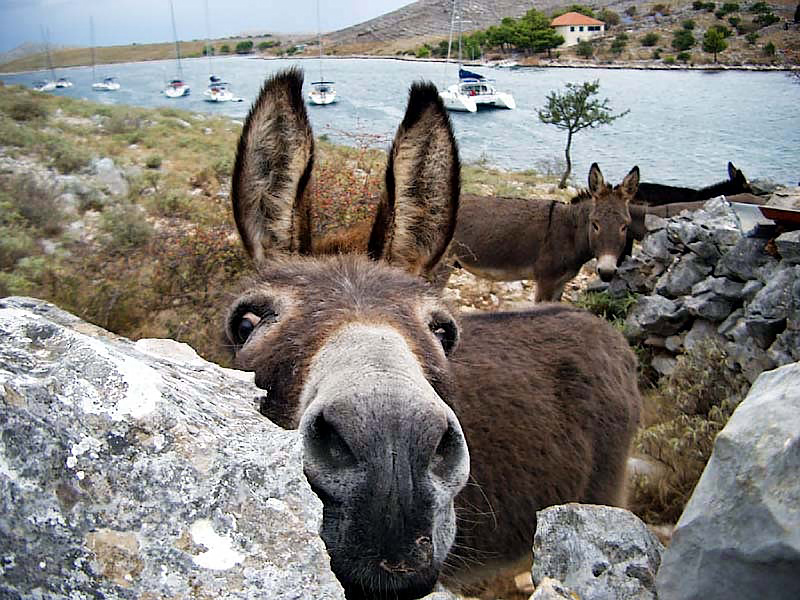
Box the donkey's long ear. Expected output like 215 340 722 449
728 161 745 183
620 165 640 198
588 163 605 194
368 81 460 277
232 68 313 265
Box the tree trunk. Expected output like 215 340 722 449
559 130 573 189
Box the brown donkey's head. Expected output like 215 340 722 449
228 68 466 600
587 162 638 281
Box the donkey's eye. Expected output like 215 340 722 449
235 312 261 344
429 317 459 355
620 224 628 233
592 222 600 232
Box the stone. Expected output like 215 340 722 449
625 295 690 340
740 279 764 302
716 237 776 282
683 292 733 322
693 197 742 249
684 319 725 351
664 334 684 353
767 330 800 365
691 276 745 301
531 577 577 600
656 362 800 600
717 308 744 339
643 213 667 232
775 230 800 264
745 265 798 347
91 157 129 197
532 504 664 600
639 229 674 263
724 340 775 384
0 297 345 600
655 254 713 298
651 354 677 377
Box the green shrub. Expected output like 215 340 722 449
47 138 92 174
754 11 779 27
677 51 692 62
692 0 704 8
8 98 48 122
672 29 696 51
0 226 36 270
642 32 660 46
100 204 153 251
652 48 663 59
105 112 142 135
575 290 637 327
576 40 594 58
150 191 191 217
145 154 162 169
728 15 741 27
682 19 696 30
235 40 254 54
745 31 759 43
763 41 776 56
652 3 669 15
212 155 234 179
219 44 230 53
663 55 677 64
5 175 64 235
416 45 431 58
610 37 627 54
629 340 750 524
625 6 636 16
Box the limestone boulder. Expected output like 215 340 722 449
532 503 664 600
656 361 800 600
0 297 345 600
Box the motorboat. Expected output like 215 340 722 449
33 80 56 92
92 76 120 91
164 78 190 98
492 59 520 69
55 77 73 88
440 68 516 113
308 80 337 105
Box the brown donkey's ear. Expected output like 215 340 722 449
588 162 605 194
231 68 314 265
620 165 640 198
368 81 460 277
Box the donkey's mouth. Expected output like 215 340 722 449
342 571 438 600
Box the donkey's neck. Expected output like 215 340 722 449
562 199 593 267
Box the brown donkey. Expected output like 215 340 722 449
443 164 639 302
227 69 641 600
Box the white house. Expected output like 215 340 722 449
550 12 606 47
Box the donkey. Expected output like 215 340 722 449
634 161 751 206
227 69 641 599
441 164 639 302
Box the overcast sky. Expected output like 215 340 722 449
0 0 415 53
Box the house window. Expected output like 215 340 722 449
588 25 600 31
579 26 584 31
570 26 575 32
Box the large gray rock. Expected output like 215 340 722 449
716 237 776 282
656 361 800 600
775 230 800 265
625 295 690 340
532 503 664 600
744 265 798 348
0 297 345 600
655 254 713 298
91 157 129 197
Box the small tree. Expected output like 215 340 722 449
219 44 230 54
746 31 759 44
235 40 254 54
537 80 629 189
677 51 692 62
763 41 776 56
703 28 728 61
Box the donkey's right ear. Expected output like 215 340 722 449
588 163 605 194
232 68 314 265
368 81 460 277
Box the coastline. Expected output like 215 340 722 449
3 52 799 77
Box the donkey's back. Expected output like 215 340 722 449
445 303 641 589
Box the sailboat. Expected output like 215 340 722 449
201 0 240 102
439 0 515 113
90 18 120 91
33 27 58 91
163 0 190 98
308 0 337 105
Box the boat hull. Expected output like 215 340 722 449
308 91 337 105
92 82 120 91
164 85 190 98
439 89 477 113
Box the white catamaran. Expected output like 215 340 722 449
438 0 515 113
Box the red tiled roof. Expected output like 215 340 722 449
550 12 605 27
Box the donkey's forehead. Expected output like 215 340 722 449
253 254 443 308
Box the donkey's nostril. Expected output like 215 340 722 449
430 423 467 481
307 413 356 469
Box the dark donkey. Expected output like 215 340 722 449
443 164 639 302
634 161 751 206
227 69 641 599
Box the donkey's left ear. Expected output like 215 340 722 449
620 165 640 198
728 161 744 183
368 81 460 277
231 68 314 265
588 163 605 194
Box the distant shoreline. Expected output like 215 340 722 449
3 52 798 77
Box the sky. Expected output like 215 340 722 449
0 0 415 54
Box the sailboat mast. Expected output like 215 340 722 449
316 0 323 83
443 0 457 83
41 26 56 80
204 0 212 77
90 17 97 82
457 0 463 67
169 0 183 78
